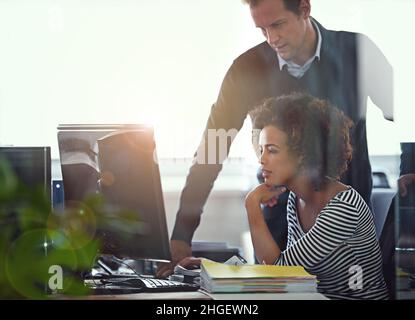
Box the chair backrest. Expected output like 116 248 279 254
372 171 391 188
371 188 396 239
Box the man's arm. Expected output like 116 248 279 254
400 143 415 175
359 34 394 121
398 143 415 197
156 44 275 277
171 60 252 246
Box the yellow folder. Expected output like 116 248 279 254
201 259 315 279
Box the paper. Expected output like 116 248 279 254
200 259 317 294
224 255 246 266
201 259 315 279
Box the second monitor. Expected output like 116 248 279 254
57 124 171 263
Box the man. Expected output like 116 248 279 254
157 0 393 277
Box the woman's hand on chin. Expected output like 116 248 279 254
245 184 287 208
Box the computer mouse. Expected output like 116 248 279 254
186 264 201 270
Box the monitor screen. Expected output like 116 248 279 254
0 146 51 198
57 124 171 262
0 147 51 244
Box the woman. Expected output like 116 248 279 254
246 92 388 299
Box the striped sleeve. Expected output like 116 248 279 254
275 194 359 268
285 192 297 249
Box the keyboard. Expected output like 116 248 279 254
86 276 199 294
132 278 199 292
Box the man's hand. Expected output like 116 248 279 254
156 239 192 278
398 173 415 197
176 256 202 270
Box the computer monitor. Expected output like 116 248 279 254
57 124 171 262
0 147 51 245
0 146 51 199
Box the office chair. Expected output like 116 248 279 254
395 186 415 294
378 198 396 300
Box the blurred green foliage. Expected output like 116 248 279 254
0 157 101 299
0 155 147 299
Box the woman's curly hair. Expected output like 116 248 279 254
250 92 354 190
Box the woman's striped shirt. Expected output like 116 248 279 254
274 187 389 299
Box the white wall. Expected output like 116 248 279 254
8 0 408 261
0 0 411 160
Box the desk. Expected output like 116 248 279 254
206 292 328 300
72 290 327 300
78 291 210 300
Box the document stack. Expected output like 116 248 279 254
200 259 317 293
